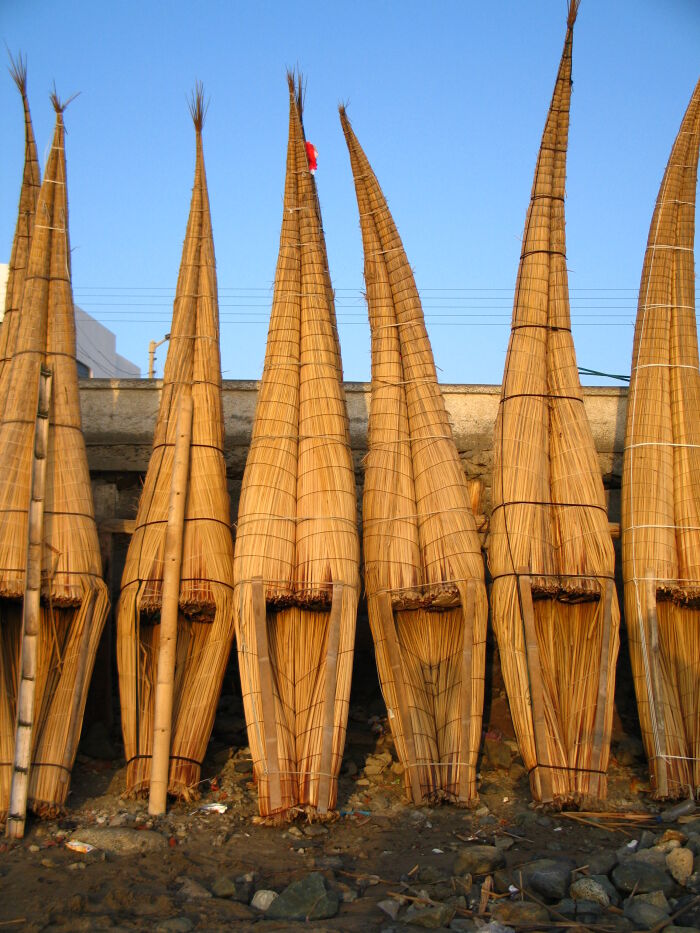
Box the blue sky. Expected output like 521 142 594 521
1 0 699 383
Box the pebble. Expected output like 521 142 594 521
155 919 194 933
266 872 339 921
251 889 279 911
635 890 670 910
449 920 477 933
623 896 670 929
521 857 575 901
638 830 657 850
483 736 513 771
491 900 549 924
378 898 400 920
612 859 675 895
667 847 694 885
302 823 328 837
587 849 618 875
336 882 358 903
405 902 456 928
28 844 40 853
68 826 166 855
570 876 610 907
211 877 237 898
176 876 211 899
453 845 505 876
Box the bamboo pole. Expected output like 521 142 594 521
6 367 52 840
458 581 475 802
148 394 193 816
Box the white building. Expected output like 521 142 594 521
0 262 140 378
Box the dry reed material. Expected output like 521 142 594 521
117 88 235 801
0 97 109 820
234 75 360 821
0 53 41 414
339 108 487 805
488 2 620 805
622 78 700 800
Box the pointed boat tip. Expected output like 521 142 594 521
567 0 580 29
286 67 304 117
50 83 80 115
188 80 209 133
7 47 28 96
338 101 350 124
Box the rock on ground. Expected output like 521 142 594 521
265 873 339 921
453 845 505 876
68 827 166 855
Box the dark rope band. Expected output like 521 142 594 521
491 500 608 514
511 323 572 333
500 392 583 404
127 754 202 768
528 763 606 776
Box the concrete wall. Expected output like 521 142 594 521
83 379 627 527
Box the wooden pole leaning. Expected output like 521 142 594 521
517 569 553 804
645 569 668 799
148 394 193 816
458 581 475 802
377 592 422 804
317 582 343 815
6 366 53 840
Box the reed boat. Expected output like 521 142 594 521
621 78 700 800
0 95 109 832
489 2 620 804
233 76 360 821
340 108 487 805
117 89 235 803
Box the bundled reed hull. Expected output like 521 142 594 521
340 110 487 804
489 4 620 804
234 76 359 820
0 54 40 412
0 100 109 819
622 79 700 799
117 94 235 800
